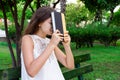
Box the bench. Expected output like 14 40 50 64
61 53 93 80
0 53 93 80
0 67 20 80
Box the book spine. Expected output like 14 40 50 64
61 13 66 34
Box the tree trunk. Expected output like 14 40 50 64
37 0 40 8
8 0 21 67
107 8 114 27
0 1 17 67
53 0 60 8
8 0 33 66
29 4 35 13
60 0 66 13
94 8 102 22
18 0 33 66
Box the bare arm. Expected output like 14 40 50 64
21 35 55 77
21 31 63 77
54 31 75 69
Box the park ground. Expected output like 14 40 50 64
0 41 120 80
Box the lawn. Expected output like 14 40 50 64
71 43 120 80
0 41 120 80
0 42 16 69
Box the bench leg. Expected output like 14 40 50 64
75 64 83 80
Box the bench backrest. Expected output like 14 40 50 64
0 53 93 80
61 53 93 80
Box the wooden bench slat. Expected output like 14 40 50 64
0 53 93 80
63 64 93 80
60 53 91 68
74 53 91 64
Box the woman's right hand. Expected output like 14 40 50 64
50 30 63 46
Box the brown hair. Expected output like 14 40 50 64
24 6 54 35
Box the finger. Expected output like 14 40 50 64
64 34 69 37
64 37 69 40
57 33 63 37
60 37 64 41
64 31 69 34
55 29 60 33
63 39 69 43
64 36 70 41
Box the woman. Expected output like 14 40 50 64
21 6 74 80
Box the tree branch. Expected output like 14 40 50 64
53 0 60 8
20 0 33 32
29 4 35 13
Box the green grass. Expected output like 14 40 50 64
0 42 120 80
71 43 120 80
0 42 16 69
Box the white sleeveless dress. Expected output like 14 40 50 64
21 35 65 80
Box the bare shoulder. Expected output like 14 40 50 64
21 35 33 45
22 35 32 41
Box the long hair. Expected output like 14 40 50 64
24 6 54 35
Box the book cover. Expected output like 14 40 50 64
51 11 66 35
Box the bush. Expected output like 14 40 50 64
67 22 120 48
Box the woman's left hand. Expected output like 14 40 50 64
62 31 71 46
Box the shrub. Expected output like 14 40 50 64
67 22 120 48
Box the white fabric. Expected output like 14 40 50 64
21 35 65 80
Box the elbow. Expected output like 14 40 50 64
28 74 35 78
27 70 36 78
67 64 75 70
69 65 75 70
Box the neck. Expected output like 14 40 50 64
35 31 46 39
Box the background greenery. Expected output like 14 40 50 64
0 41 120 80
0 0 120 80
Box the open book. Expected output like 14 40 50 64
51 11 66 35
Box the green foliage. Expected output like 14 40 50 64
8 25 16 39
111 9 120 26
0 22 4 30
80 0 120 23
0 1 10 12
95 23 111 46
17 1 25 21
68 25 95 48
40 0 51 6
68 22 120 48
81 0 120 12
66 3 91 25
25 8 33 19
0 11 3 18
1 41 120 79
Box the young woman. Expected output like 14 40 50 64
21 6 74 80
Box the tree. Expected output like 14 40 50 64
80 0 120 26
52 0 67 13
60 0 66 13
65 3 92 27
0 0 33 67
0 0 64 68
111 9 120 26
0 1 17 67
0 0 54 68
